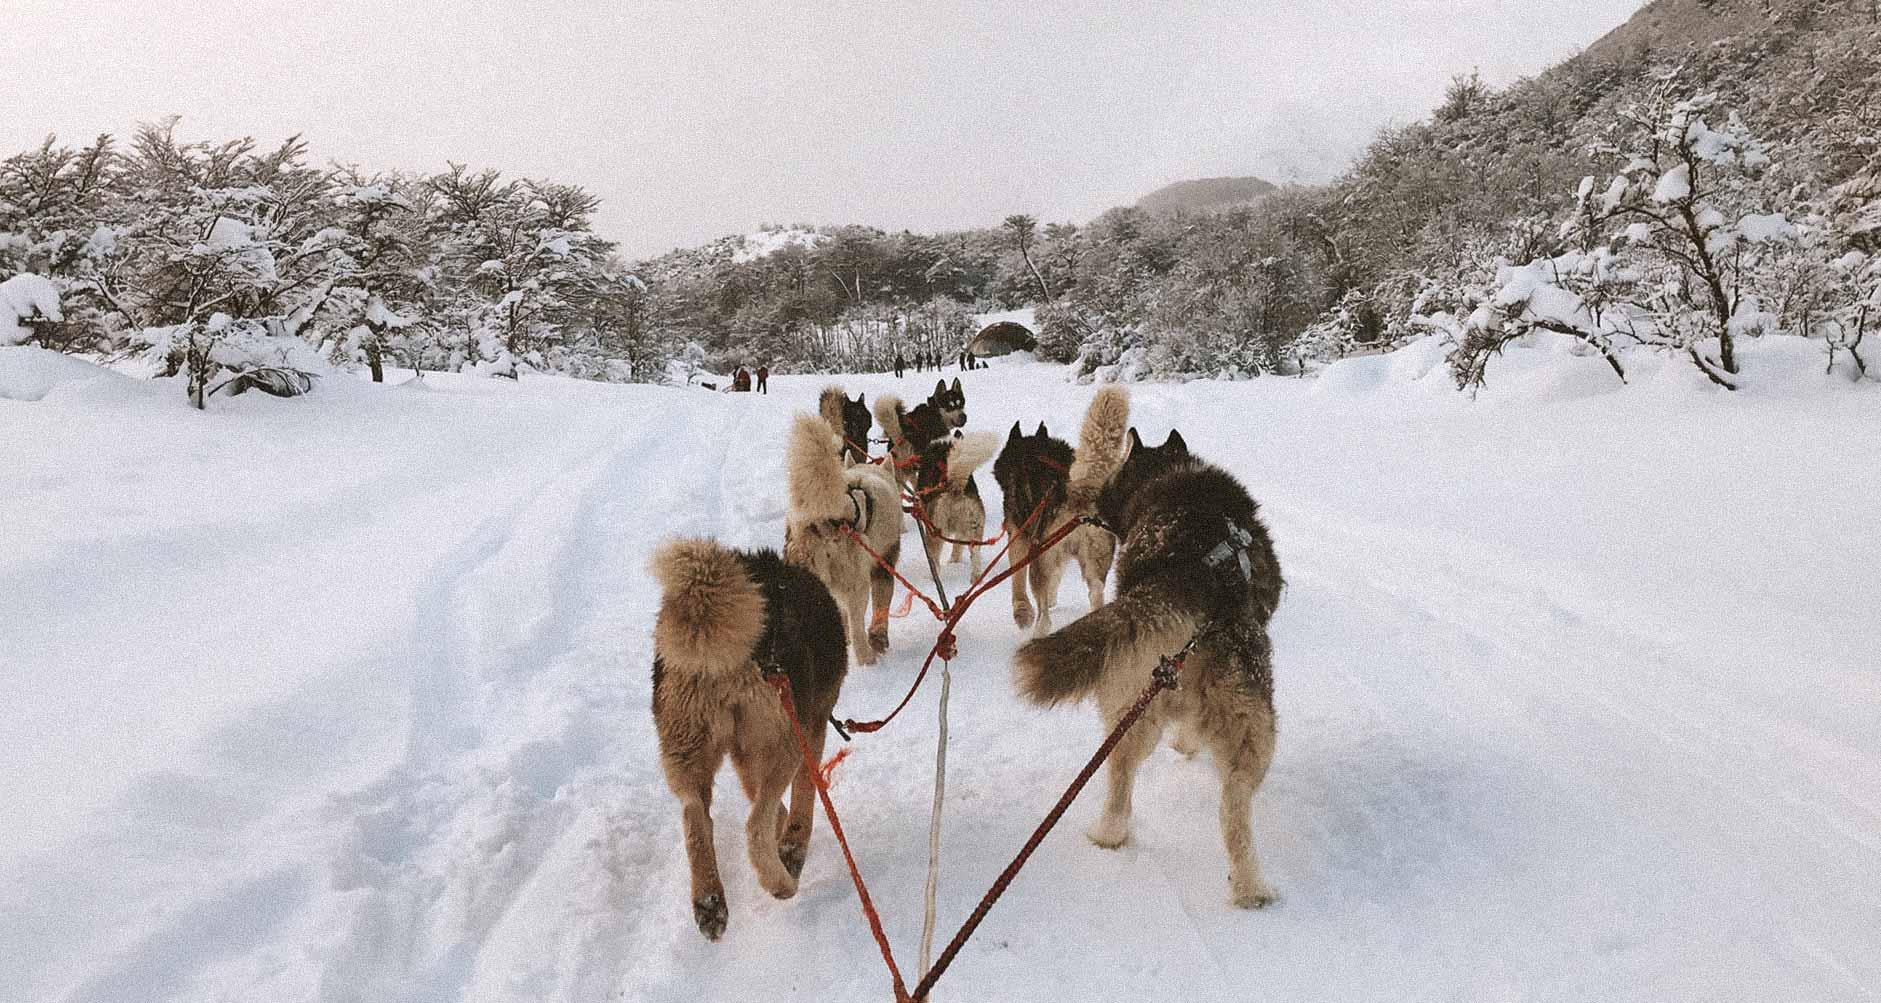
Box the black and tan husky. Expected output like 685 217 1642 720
1013 427 1285 909
818 386 873 466
875 387 998 577
992 386 1129 635
649 539 847 940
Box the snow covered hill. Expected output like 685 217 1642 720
4 347 1879 1002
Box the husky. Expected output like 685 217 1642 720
876 392 998 576
818 386 873 466
1012 427 1285 909
784 413 905 663
649 539 848 940
881 378 968 481
992 386 1129 635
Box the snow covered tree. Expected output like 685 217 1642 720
1452 90 1798 390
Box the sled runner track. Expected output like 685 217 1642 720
315 391 758 1003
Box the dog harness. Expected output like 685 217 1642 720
846 486 872 532
1204 519 1257 584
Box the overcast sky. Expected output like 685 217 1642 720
2 1 1643 259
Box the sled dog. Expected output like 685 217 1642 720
1013 427 1285 909
876 391 997 576
650 539 847 940
992 386 1129 635
784 413 905 663
818 386 873 466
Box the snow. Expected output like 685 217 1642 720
1 272 63 346
730 228 825 264
1650 163 1691 204
3 353 1879 1002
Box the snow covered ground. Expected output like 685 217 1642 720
4 343 1879 1002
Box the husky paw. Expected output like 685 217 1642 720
780 842 806 879
694 894 728 940
853 644 878 667
868 627 890 655
1013 603 1034 630
1231 882 1279 910
1085 818 1130 850
760 871 799 900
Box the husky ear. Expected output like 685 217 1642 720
1008 420 1024 442
934 379 947 396
1164 429 1189 455
951 377 962 393
853 393 865 406
1125 428 1143 459
1035 421 1049 438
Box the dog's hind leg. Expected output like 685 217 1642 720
1209 714 1278 908
736 751 801 900
1030 550 1070 637
967 542 983 578
844 585 877 666
672 774 728 939
1080 535 1115 612
867 546 896 655
778 723 828 879
1087 690 1162 849
1008 532 1036 629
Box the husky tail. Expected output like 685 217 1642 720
818 386 849 441
943 431 999 489
1013 577 1194 706
651 538 766 675
787 413 853 524
872 394 907 447
1068 385 1130 506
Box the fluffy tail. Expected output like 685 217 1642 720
1013 578 1193 706
818 386 848 441
788 413 854 524
1068 385 1130 506
650 538 766 674
872 394 907 446
943 431 999 489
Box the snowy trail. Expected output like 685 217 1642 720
4 353 1879 1002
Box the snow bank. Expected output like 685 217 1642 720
0 346 129 402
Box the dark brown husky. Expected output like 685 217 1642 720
650 539 847 940
1013 427 1285 909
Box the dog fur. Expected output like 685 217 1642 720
784 413 905 664
1012 427 1285 909
992 386 1129 635
818 386 873 466
649 539 848 940
876 390 997 576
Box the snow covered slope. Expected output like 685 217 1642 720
4 349 1879 1002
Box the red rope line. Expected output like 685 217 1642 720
839 523 947 622
909 650 1190 1001
766 672 912 1003
839 496 1082 735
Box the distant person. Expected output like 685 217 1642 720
756 364 769 394
733 366 750 392
894 352 906 378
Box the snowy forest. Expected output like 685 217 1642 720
5 0 1880 401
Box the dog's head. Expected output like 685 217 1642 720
1097 427 1191 529
839 393 872 463
995 420 1070 495
927 378 967 429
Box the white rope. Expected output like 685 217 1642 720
918 657 952 979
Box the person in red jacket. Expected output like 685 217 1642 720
756 365 770 394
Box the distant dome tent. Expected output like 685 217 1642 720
968 320 1037 357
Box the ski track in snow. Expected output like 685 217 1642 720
4 359 1880 1002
